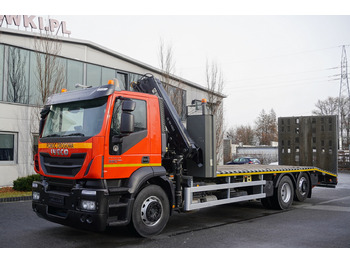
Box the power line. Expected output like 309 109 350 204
227 73 336 90
178 45 347 71
226 66 340 84
220 45 343 66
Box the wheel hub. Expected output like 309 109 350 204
141 196 163 226
299 177 307 195
281 182 292 203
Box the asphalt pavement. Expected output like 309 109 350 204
1 172 349 248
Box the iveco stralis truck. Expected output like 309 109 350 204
32 74 337 237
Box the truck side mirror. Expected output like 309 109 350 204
122 100 136 112
120 100 135 135
120 112 134 134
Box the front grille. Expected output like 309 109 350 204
40 153 86 177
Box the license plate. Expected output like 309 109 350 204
49 194 65 206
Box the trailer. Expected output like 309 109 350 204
32 75 337 237
185 165 336 211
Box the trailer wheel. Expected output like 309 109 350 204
273 176 294 210
294 172 310 202
131 185 170 237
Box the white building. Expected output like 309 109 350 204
0 25 224 186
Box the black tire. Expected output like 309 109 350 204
130 185 170 237
294 172 310 202
272 176 294 210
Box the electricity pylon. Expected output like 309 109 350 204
338 45 350 150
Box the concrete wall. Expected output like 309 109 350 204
0 103 38 186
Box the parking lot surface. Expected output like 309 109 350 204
1 173 349 248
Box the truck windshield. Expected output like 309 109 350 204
42 97 108 138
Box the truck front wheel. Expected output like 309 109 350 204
131 184 170 237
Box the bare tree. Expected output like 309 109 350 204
34 31 66 105
158 38 184 118
312 96 339 116
226 127 236 141
237 125 255 145
255 109 278 145
313 96 350 148
227 125 255 145
158 38 175 86
205 59 225 162
30 31 66 161
7 47 28 103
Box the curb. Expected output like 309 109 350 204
0 196 32 203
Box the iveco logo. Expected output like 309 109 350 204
51 149 69 156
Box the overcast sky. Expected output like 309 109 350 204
52 15 350 129
5 1 350 129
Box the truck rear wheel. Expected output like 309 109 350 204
294 172 310 202
131 184 170 237
273 176 294 210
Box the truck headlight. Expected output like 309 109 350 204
33 192 40 200
80 200 96 211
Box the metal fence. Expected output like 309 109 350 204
338 150 350 170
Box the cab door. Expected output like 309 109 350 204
104 96 151 179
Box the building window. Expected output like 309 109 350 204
129 73 142 86
0 133 17 163
116 72 128 90
0 44 3 101
29 52 67 105
7 47 29 104
28 50 40 105
86 64 102 87
102 67 116 85
66 60 83 90
164 84 187 120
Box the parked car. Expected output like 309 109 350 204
226 157 261 165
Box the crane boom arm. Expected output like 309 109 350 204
132 75 202 166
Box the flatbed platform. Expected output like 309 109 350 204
216 164 337 177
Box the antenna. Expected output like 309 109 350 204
338 45 350 150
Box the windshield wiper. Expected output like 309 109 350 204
43 133 60 138
62 133 85 137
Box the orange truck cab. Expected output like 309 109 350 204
32 76 177 236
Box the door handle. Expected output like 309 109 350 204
142 156 150 164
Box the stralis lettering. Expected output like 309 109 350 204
47 143 74 149
0 15 71 35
